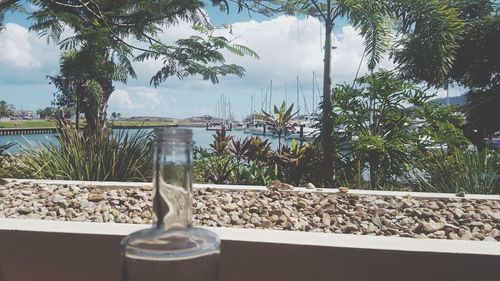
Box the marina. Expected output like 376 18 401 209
0 126 297 154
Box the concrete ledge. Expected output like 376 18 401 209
1 218 499 255
0 219 499 281
7 178 500 200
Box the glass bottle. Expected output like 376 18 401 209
121 128 220 281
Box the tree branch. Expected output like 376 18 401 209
309 0 327 22
0 0 18 10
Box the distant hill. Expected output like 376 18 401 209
430 94 466 106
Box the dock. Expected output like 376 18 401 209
0 127 59 136
206 123 233 131
0 124 178 136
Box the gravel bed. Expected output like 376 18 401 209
1 180 499 242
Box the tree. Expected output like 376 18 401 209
25 0 257 135
0 100 14 118
464 85 500 146
36 107 57 119
261 102 296 150
48 42 131 133
232 0 463 187
448 0 499 89
446 0 500 145
333 70 467 189
394 0 499 145
49 50 84 129
111 112 122 121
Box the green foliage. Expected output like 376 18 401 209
405 149 500 194
0 100 14 118
209 129 232 155
136 26 257 87
28 0 256 136
261 102 297 149
417 102 469 149
36 107 58 119
110 112 122 121
334 70 423 189
194 131 322 186
391 0 464 86
48 42 129 134
465 85 500 144
17 126 153 182
333 70 468 189
0 143 14 170
0 0 24 31
445 0 500 146
448 0 499 89
230 0 463 187
233 161 279 185
274 139 323 186
0 143 28 178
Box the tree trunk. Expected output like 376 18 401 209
278 132 282 152
75 93 80 131
321 0 335 188
369 153 378 190
98 75 114 133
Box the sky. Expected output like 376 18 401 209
0 1 465 119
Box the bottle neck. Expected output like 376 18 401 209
153 141 193 230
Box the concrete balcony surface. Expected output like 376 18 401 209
0 179 499 281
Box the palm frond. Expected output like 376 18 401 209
342 0 392 70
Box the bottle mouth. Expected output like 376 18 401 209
155 128 193 142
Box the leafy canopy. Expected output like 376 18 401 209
333 70 468 189
27 0 258 86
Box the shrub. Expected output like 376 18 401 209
405 149 500 194
0 143 16 178
194 130 322 187
18 127 153 182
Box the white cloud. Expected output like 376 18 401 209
0 24 40 69
1 15 437 119
108 89 133 109
108 87 172 116
136 88 163 110
0 23 60 84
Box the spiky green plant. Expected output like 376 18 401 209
261 102 296 150
0 143 15 177
406 149 500 194
18 128 153 182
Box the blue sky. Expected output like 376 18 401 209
0 1 464 119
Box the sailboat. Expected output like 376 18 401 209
207 94 234 131
286 74 320 141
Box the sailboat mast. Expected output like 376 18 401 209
296 76 300 117
312 72 315 116
285 82 288 106
269 80 273 113
251 95 254 120
261 88 264 111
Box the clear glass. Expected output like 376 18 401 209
121 128 220 281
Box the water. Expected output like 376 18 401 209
0 127 291 154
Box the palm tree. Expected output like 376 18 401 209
262 102 297 150
0 100 14 118
48 50 83 130
49 42 130 134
